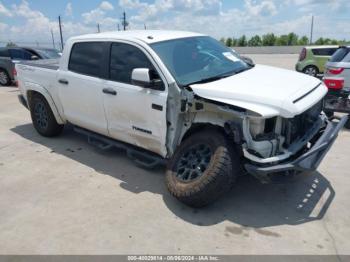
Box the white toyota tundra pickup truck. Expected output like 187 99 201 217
16 30 347 207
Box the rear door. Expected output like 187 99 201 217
57 41 109 136
102 41 168 156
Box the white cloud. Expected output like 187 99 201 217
82 1 115 25
65 2 73 17
100 1 114 11
245 0 277 16
0 22 8 32
0 1 12 17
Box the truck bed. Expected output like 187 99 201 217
19 58 59 70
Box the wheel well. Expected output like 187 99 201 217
181 123 226 142
303 65 319 71
26 90 46 108
0 67 9 75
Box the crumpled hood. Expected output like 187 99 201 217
190 64 327 118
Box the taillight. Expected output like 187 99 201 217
324 78 344 90
13 68 18 87
327 67 344 75
299 48 306 61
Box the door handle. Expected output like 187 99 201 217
102 88 117 96
58 79 69 85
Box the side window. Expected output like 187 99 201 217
109 43 156 84
22 50 34 60
327 48 337 56
9 49 24 60
312 48 336 56
68 42 104 77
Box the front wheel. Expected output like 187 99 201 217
165 129 240 207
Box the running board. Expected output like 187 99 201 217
73 127 166 169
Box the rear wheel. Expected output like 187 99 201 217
303 66 319 77
29 94 64 137
165 129 240 207
0 69 10 86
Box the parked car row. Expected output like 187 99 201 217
0 46 61 86
296 45 338 77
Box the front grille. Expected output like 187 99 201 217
283 100 323 146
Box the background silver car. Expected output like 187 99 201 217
324 46 350 128
324 46 350 92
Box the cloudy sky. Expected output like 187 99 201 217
0 0 349 46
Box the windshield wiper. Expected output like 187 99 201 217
187 72 234 86
187 66 253 86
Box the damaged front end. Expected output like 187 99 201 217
239 100 347 182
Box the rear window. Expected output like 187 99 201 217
0 48 10 57
68 42 104 77
311 48 337 56
329 47 350 62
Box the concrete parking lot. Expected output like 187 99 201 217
0 54 350 255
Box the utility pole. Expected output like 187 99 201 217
310 15 314 45
117 24 120 31
97 23 100 33
50 29 55 49
144 24 146 30
121 11 128 31
58 16 64 51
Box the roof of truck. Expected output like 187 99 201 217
68 30 205 44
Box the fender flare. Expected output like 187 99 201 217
24 82 65 125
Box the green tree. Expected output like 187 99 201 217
238 35 247 46
232 38 238 47
298 36 309 45
276 35 289 46
6 41 17 47
287 32 298 45
262 33 276 46
225 37 233 47
315 37 324 45
220 37 226 44
248 35 262 46
331 39 339 45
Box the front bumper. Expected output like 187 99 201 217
245 115 348 183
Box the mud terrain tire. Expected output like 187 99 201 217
166 129 239 207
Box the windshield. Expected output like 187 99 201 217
151 36 249 86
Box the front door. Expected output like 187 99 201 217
102 42 168 156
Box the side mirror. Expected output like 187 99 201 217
131 68 164 90
31 55 39 60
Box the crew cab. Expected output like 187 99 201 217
16 31 347 207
